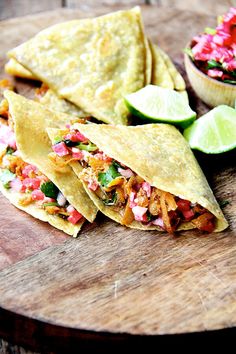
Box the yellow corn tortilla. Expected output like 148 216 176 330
2 91 97 236
4 59 88 117
150 42 174 89
8 7 147 125
157 46 186 91
145 39 152 85
39 89 89 118
5 58 36 80
47 123 228 232
0 182 82 237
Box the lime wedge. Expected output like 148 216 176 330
124 85 196 128
183 105 236 154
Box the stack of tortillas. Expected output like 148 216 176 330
5 7 186 125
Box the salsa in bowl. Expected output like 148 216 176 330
185 7 236 107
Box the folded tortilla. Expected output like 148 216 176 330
47 123 228 232
4 59 88 117
157 46 186 91
8 7 147 125
150 42 174 89
39 89 89 118
0 181 83 237
1 91 97 236
145 38 152 85
5 58 36 80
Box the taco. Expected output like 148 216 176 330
0 91 97 236
8 7 147 125
47 123 228 233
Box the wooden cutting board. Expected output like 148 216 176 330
0 5 235 342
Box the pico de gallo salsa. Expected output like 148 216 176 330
186 7 236 84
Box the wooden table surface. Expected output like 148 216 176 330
0 1 235 353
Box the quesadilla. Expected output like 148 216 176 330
0 91 97 236
47 123 228 233
8 7 147 125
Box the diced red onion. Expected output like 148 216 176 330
118 168 133 178
57 192 67 207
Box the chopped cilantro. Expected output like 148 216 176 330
146 211 153 222
223 79 236 84
6 147 15 155
98 162 121 187
0 169 15 189
112 160 123 169
40 181 59 199
231 71 236 77
207 60 222 70
219 200 230 208
103 191 117 205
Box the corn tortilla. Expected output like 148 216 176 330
2 91 97 236
8 7 147 125
47 123 228 232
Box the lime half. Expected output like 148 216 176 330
124 85 196 128
184 105 236 154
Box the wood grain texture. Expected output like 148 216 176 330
0 193 68 271
0 215 236 335
0 0 62 20
0 4 235 348
155 0 236 16
65 0 147 7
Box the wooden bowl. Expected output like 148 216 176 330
184 53 236 107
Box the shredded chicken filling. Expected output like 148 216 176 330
52 126 216 233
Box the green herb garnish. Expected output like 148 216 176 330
103 191 117 205
207 60 222 70
204 27 216 35
231 70 236 77
6 147 15 155
219 200 230 208
112 160 123 170
223 79 236 84
98 162 121 187
40 181 59 199
0 169 15 189
146 211 153 222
